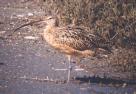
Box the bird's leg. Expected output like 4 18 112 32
77 57 81 64
67 55 72 82
76 57 84 69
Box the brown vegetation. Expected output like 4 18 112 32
13 0 136 78
34 0 136 78
39 0 136 49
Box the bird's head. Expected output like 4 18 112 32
44 15 59 27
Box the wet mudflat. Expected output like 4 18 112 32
0 0 136 94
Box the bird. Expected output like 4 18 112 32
42 15 112 83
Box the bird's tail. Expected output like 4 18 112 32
92 32 118 53
99 41 113 53
94 40 113 53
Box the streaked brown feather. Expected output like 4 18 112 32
43 16 112 57
42 15 113 82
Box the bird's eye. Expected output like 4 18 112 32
48 17 52 20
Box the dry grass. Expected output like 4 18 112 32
36 0 136 76
38 0 136 48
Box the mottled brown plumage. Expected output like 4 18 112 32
43 16 112 82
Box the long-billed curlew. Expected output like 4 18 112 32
43 15 112 82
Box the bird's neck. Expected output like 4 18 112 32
44 24 57 32
47 24 54 29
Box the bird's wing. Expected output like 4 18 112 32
54 26 96 51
